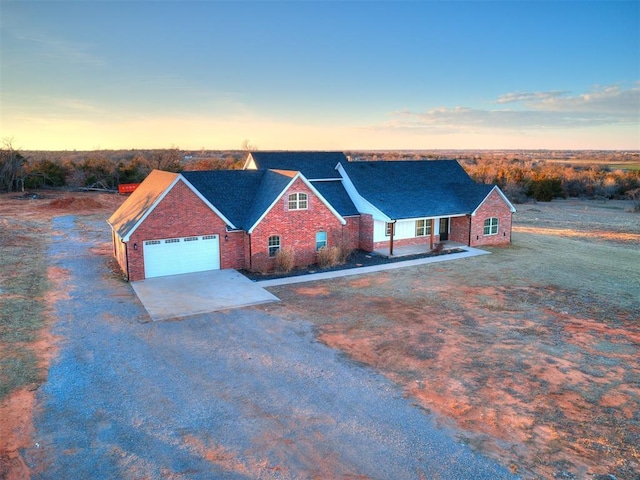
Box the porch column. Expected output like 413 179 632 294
430 218 435 249
389 221 395 256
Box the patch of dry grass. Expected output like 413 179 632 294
267 199 640 479
0 217 49 400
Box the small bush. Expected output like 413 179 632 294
275 248 295 272
337 244 354 264
317 246 340 268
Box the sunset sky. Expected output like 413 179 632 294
1 1 639 151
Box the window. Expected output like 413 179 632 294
415 219 432 237
268 235 281 257
484 217 499 235
288 192 308 210
385 222 392 236
316 231 327 250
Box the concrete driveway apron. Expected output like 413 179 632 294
131 269 279 321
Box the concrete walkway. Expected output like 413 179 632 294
132 269 279 321
258 246 489 287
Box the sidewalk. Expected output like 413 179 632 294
257 246 489 287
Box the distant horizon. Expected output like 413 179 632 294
2 1 638 151
13 147 640 154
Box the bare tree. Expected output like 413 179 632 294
241 139 257 152
149 148 182 172
0 139 27 192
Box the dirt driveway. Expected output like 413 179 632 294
20 214 515 479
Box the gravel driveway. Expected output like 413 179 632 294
24 215 517 479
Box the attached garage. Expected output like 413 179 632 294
143 234 220 279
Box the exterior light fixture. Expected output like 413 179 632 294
133 243 138 250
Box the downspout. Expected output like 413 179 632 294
509 212 513 242
248 232 253 271
468 215 472 246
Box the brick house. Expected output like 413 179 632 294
108 152 515 281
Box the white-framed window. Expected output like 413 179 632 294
484 217 499 235
415 219 432 237
288 192 308 210
316 231 327 250
268 235 281 257
385 222 392 236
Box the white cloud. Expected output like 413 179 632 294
385 84 640 133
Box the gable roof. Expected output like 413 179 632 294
181 169 267 229
340 160 494 219
245 151 346 180
108 169 179 240
182 168 345 232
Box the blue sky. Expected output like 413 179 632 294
1 1 638 150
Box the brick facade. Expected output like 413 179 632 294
358 214 374 251
126 180 233 281
248 178 347 273
372 234 441 251
112 174 513 281
469 189 513 246
449 216 471 244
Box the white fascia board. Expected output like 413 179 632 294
122 175 182 241
242 153 256 170
336 163 390 222
398 213 468 223
471 185 517 216
247 172 346 234
179 175 237 229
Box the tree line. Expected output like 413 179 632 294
0 144 246 192
1 143 639 209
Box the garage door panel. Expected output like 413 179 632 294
143 235 220 279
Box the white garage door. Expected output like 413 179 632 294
143 235 220 279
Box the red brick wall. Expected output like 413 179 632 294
470 189 513 246
112 229 128 278
450 216 471 245
358 214 374 251
372 235 440 251
249 177 346 272
340 216 361 251
127 180 244 281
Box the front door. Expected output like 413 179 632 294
439 218 449 241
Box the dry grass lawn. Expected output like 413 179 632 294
267 199 640 479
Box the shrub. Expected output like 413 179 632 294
336 243 354 264
317 246 340 268
274 248 295 273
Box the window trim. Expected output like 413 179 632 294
484 217 499 235
415 218 432 237
385 222 392 236
268 235 281 257
288 192 308 210
315 231 327 251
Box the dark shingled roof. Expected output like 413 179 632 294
182 169 298 231
311 181 359 216
248 151 346 179
244 170 297 230
341 160 494 219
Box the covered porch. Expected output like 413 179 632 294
373 241 467 258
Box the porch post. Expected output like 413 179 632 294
430 218 435 249
389 221 395 256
